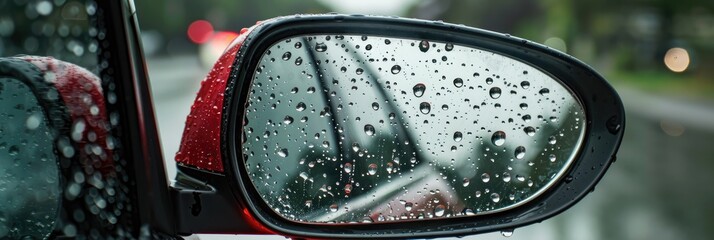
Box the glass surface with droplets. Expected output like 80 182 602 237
241 34 586 224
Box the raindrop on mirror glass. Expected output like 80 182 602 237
391 65 401 74
282 52 291 61
329 203 338 212
356 68 364 75
419 40 430 52
294 42 302 49
453 78 463 88
524 126 535 136
462 178 470 187
491 193 501 203
364 124 375 136
413 83 426 97
277 148 288 157
453 131 463 142
445 43 454 51
492 131 506 146
486 77 493 85
315 42 327 52
307 87 316 93
296 102 306 111
549 154 557 162
372 102 380 110
515 146 526 159
294 57 302 65
520 81 530 89
520 103 528 110
481 173 490 183
367 163 377 175
344 163 353 173
489 87 502 99
351 143 360 152
548 136 557 145
539 88 550 96
283 116 294 124
501 230 513 237
419 102 431 114
434 204 445 217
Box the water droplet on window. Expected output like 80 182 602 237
413 83 426 97
481 173 490 183
372 102 380 110
25 113 41 130
294 42 302 49
365 44 372 50
549 154 557 162
419 40 430 52
453 78 463 88
502 173 511 182
453 131 463 142
356 68 364 75
405 202 413 211
282 52 291 61
364 124 375 136
8 145 19 156
419 102 431 114
315 42 327 52
486 77 494 85
462 178 470 187
306 87 316 93
294 57 302 65
492 131 506 146
489 87 502 99
329 203 338 212
351 143 360 152
391 65 401 74
548 136 557 145
515 146 526 159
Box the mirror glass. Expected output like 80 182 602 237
241 34 585 224
0 78 60 238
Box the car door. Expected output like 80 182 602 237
0 0 175 238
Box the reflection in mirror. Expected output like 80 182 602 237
0 78 60 238
241 34 585 224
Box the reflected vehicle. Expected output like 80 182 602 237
1 0 624 239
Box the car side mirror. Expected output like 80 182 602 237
171 14 624 239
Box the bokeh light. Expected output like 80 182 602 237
187 20 214 44
663 47 690 72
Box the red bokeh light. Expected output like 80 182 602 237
187 20 214 44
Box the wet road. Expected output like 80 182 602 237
147 56 714 240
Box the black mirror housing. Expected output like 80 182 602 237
172 14 625 239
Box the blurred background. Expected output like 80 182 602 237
135 0 714 239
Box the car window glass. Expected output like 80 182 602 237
0 1 135 239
